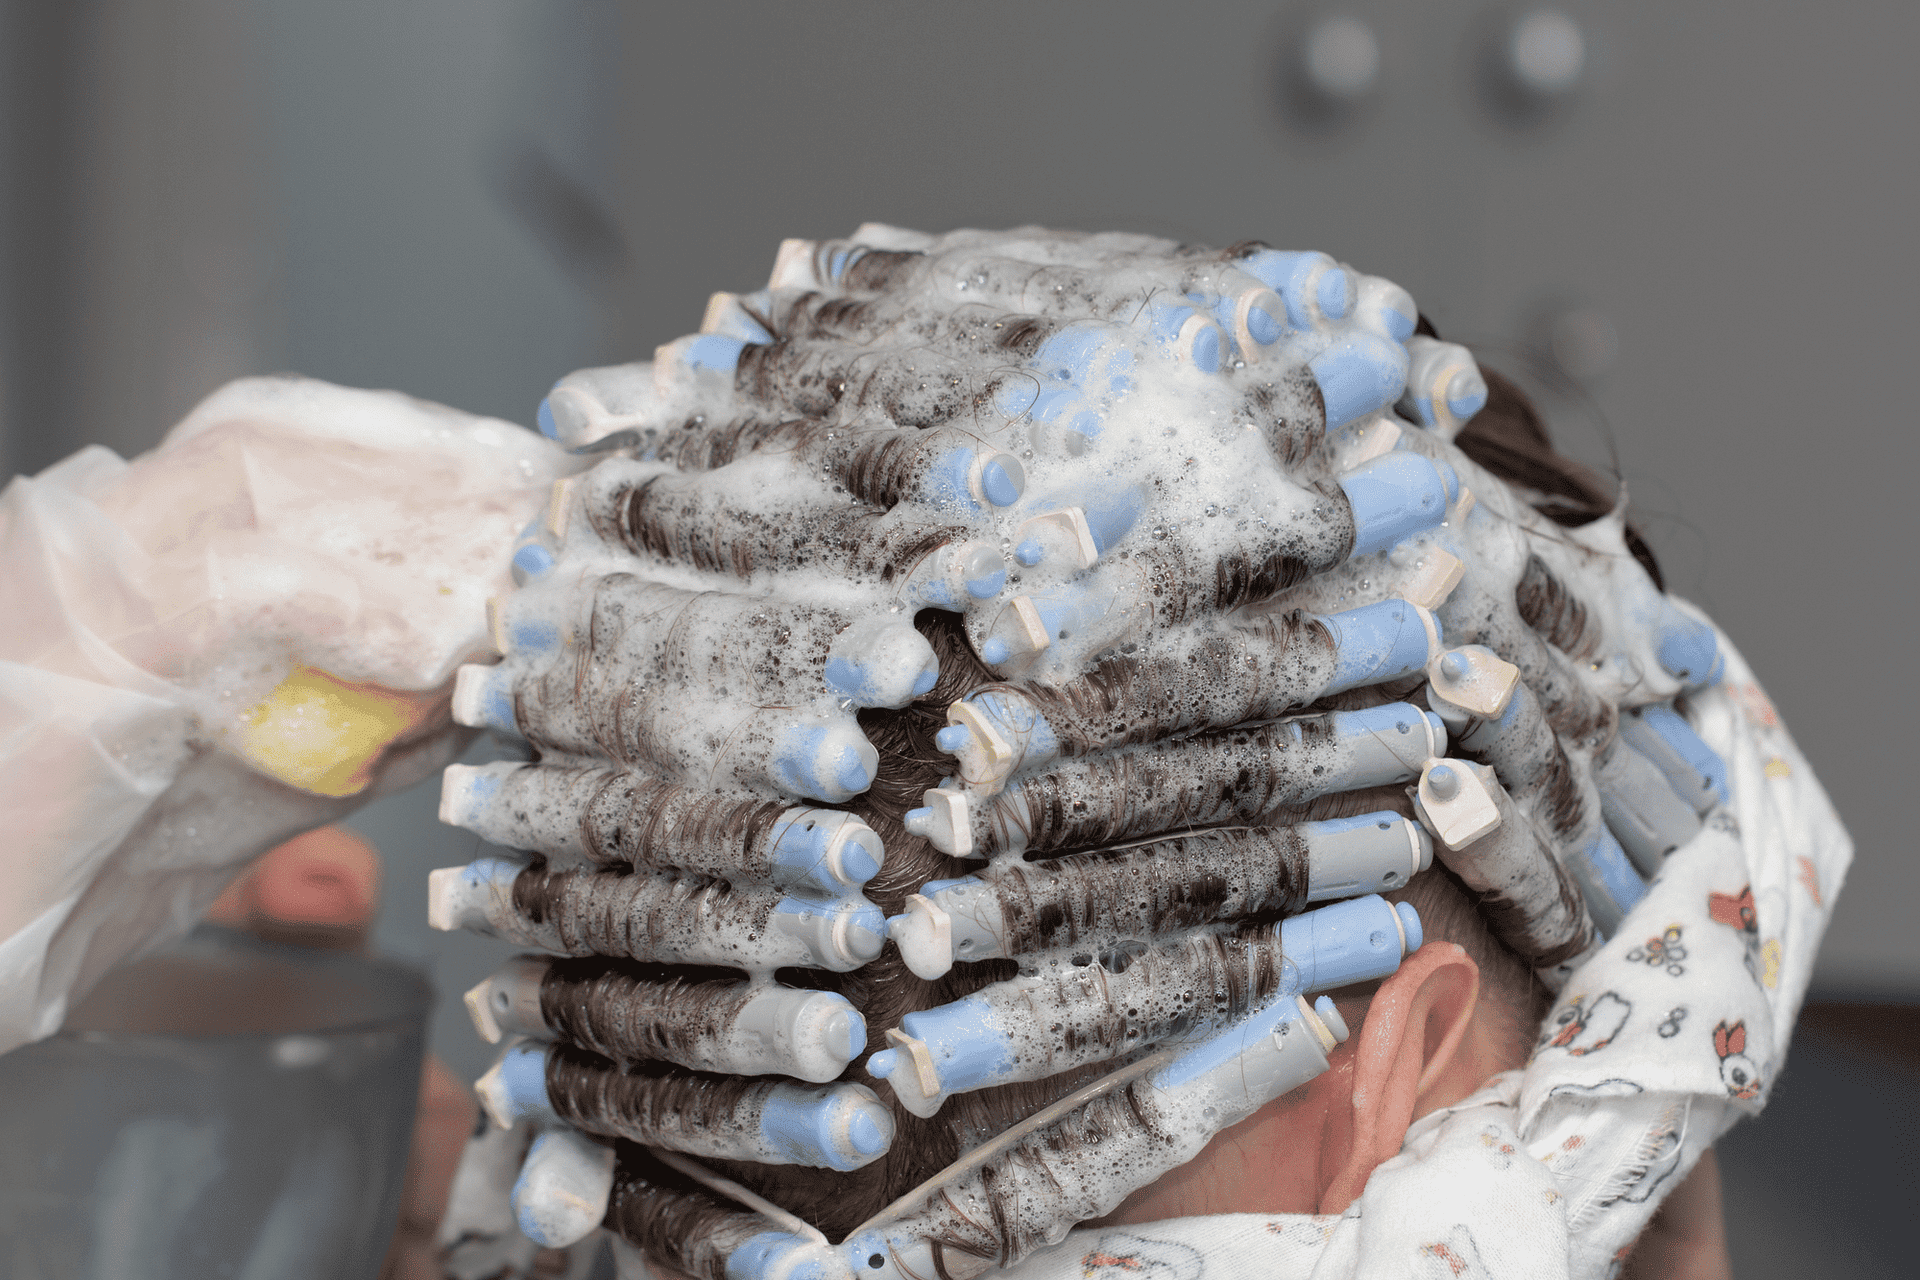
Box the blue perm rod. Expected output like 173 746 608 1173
478 1041 894 1173
872 895 1421 1114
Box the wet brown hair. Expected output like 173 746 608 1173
649 331 1645 1240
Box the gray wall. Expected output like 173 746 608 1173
602 0 1920 1003
5 0 1915 1074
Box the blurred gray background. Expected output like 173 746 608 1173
3 2 1914 1274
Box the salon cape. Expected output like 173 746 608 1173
996 632 1849 1280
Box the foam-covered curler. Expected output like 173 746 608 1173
512 1127 617 1249
1309 332 1414 429
439 763 884 892
1329 414 1405 471
1424 644 1523 733
886 819 1420 981
766 718 883 803
635 407 1023 513
1143 301 1228 372
464 956 867 1083
461 577 936 801
602 1148 844 1280
660 332 756 378
1339 450 1462 558
1235 248 1353 330
996 378 1109 444
1654 599 1725 688
1206 284 1288 353
1398 337 1488 439
457 657 880 804
907 701 1446 858
427 854 553 948
943 601 1441 783
1412 758 1600 988
921 444 1026 510
532 1042 893 1172
1319 597 1444 694
1593 735 1706 876
509 534 558 587
699 289 777 344
510 575 929 717
982 523 1382 673
726 1233 844 1280
537 360 671 448
1028 322 1139 398
1438 653 1646 934
976 574 1145 671
1276 892 1424 991
1355 275 1419 344
872 895 1417 1114
823 615 941 708
625 465 966 580
1619 703 1730 812
484 1039 891 1172
884 826 1302 980
430 860 887 971
450 662 520 738
933 690 1063 795
899 539 1007 610
1009 507 1101 575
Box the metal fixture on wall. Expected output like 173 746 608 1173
1477 8 1587 125
1302 15 1380 104
1281 11 1382 128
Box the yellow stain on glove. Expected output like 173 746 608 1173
237 666 436 797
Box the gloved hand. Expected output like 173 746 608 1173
425 226 1724 1280
0 376 570 1056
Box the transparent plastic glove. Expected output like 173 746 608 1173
0 375 572 1054
428 227 1726 1280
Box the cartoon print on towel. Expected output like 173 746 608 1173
1796 856 1824 907
1539 992 1631 1057
1415 1225 1488 1278
1707 885 1761 982
1732 681 1779 731
1080 1232 1204 1280
1624 925 1687 977
1713 1020 1763 1101
1476 1125 1517 1170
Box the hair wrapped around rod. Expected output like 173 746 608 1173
603 1145 778 1280
959 702 1442 857
543 1043 894 1171
506 863 886 971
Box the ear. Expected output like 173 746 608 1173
1317 941 1480 1214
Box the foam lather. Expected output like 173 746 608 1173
395 225 1797 1280
871 895 1417 1115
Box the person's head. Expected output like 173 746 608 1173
706 357 1626 1239
746 761 1557 1239
439 227 1698 1280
